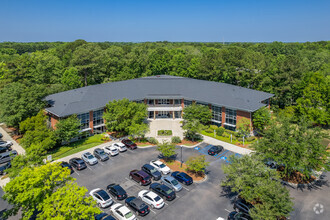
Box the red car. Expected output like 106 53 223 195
129 170 151 186
122 139 137 150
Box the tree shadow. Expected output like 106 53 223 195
296 173 329 192
219 186 238 203
157 153 178 161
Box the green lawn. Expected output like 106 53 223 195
200 130 255 146
49 134 106 160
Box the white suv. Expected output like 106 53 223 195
103 145 119 156
138 190 164 209
112 143 127 153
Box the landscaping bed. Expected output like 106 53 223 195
157 130 173 136
278 167 316 184
49 134 110 160
160 159 205 181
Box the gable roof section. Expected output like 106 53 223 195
45 75 274 117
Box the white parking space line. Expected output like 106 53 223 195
87 166 92 170
119 154 126 158
176 195 180 198
150 209 156 214
74 171 80 176
183 186 190 191
165 202 168 206
99 162 104 165
225 209 231 213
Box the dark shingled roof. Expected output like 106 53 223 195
44 75 273 117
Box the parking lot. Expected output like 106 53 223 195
67 142 237 220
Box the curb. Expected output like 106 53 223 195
280 170 324 188
194 174 208 183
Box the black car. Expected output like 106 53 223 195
69 157 87 171
208 145 224 155
141 164 162 180
0 162 11 175
125 196 150 216
106 183 128 200
0 133 2 139
149 183 176 201
228 211 252 220
94 213 116 220
60 161 74 174
93 148 110 161
234 198 254 214
0 146 9 154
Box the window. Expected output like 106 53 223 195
225 108 237 128
196 101 208 107
158 99 170 105
93 109 104 126
211 105 222 122
174 99 181 105
77 112 90 129
135 100 144 103
184 100 192 106
148 99 154 105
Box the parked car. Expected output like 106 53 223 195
208 145 224 155
110 203 137 220
81 152 98 165
149 183 176 201
0 146 10 154
0 162 11 175
138 190 164 209
89 188 113 208
129 170 151 186
161 176 182 191
0 150 18 164
228 211 252 220
141 164 162 180
0 140 13 149
121 139 137 150
69 157 87 170
0 133 2 139
112 143 127 152
60 161 74 174
93 148 109 161
103 145 119 156
171 171 193 185
106 183 128 200
149 160 171 174
234 198 254 214
125 196 150 216
94 213 116 220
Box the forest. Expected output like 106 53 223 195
0 40 329 128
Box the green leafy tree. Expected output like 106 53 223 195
186 155 209 174
103 98 148 135
3 163 72 219
236 117 251 137
222 154 294 219
0 82 48 127
253 107 271 134
55 115 81 144
156 141 176 161
183 104 212 125
296 72 329 126
183 119 204 142
19 111 47 134
61 67 83 89
253 116 329 178
128 123 149 142
37 181 101 220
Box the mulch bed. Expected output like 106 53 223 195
278 167 316 184
178 139 200 146
160 159 205 181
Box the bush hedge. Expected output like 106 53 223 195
157 130 173 136
148 137 158 145
171 136 181 144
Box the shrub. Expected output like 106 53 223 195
247 136 256 142
209 125 218 130
148 137 158 145
205 127 213 133
171 136 181 144
238 137 243 142
157 130 173 136
216 127 225 136
101 136 110 141
186 155 210 174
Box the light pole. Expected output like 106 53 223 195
180 145 183 168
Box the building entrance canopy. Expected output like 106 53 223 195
147 106 183 111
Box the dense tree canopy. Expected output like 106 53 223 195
0 40 329 128
183 104 212 125
55 115 81 144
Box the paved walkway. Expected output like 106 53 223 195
202 135 252 155
0 125 25 155
145 119 184 143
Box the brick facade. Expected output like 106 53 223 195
89 111 94 133
221 107 226 127
50 115 59 129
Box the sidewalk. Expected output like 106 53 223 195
201 135 252 155
0 125 25 155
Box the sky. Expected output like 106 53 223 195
0 0 329 42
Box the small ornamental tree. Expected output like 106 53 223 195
186 155 209 175
128 123 149 142
253 106 271 134
183 119 204 142
236 117 251 137
222 154 294 219
156 141 176 161
55 115 81 144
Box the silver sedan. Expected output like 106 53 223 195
160 176 182 191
